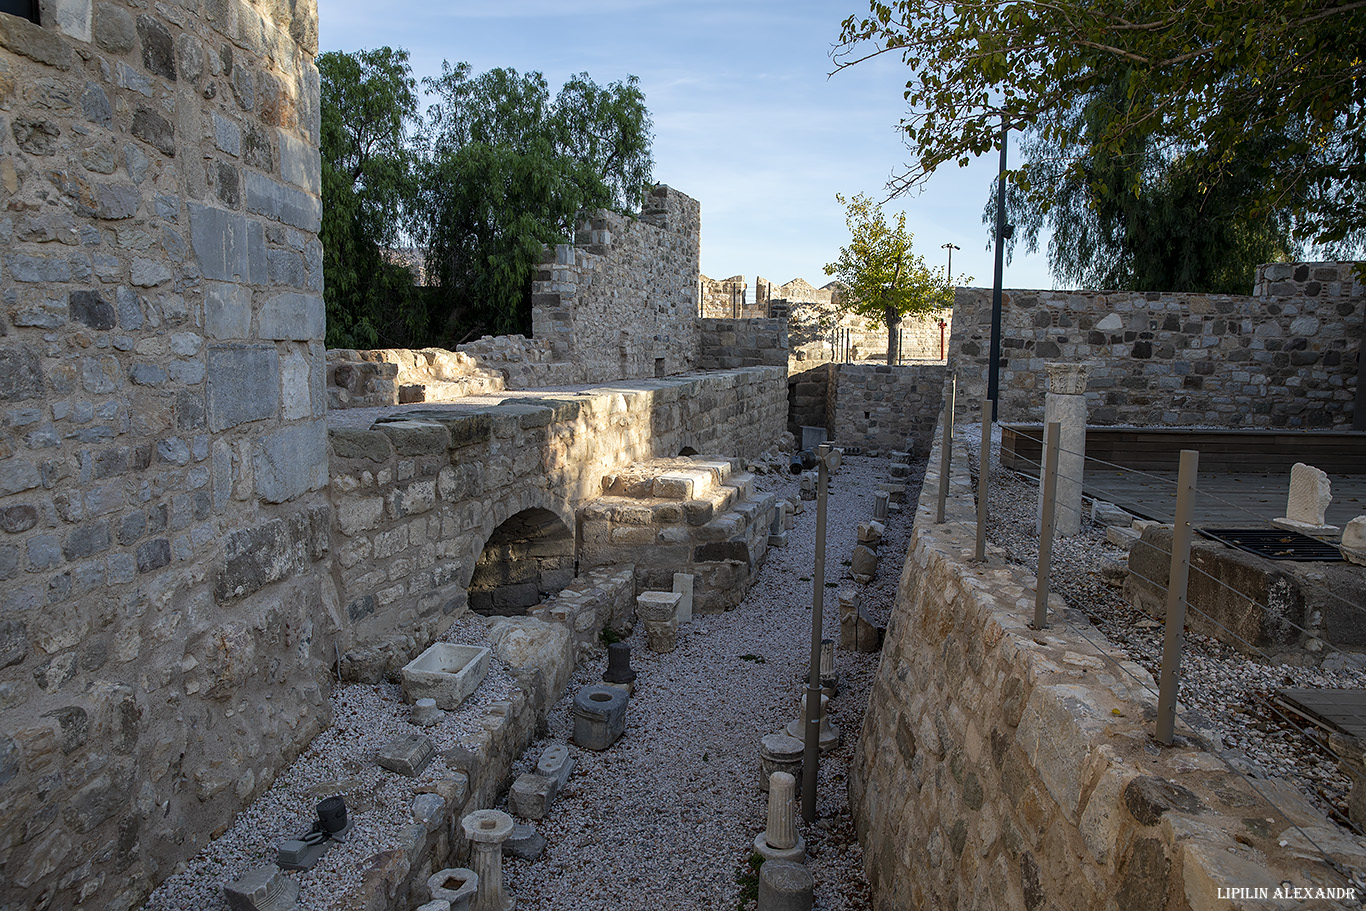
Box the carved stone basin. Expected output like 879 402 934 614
401 643 491 710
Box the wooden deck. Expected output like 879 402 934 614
1000 425 1366 528
1278 688 1366 739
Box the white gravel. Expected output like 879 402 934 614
501 453 922 910
142 613 518 911
966 425 1366 830
140 453 925 911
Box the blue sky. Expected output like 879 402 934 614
317 0 1055 296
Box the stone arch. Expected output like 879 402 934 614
463 492 576 617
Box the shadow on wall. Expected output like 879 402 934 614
468 507 575 616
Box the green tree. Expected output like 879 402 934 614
318 47 427 348
834 0 1366 250
414 63 654 337
985 70 1299 292
825 194 958 364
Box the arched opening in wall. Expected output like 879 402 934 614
468 508 574 616
678 446 699 457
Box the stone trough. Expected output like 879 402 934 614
402 643 493 710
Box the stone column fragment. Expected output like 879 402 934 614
462 810 515 911
754 771 806 862
1039 362 1088 536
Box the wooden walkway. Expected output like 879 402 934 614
1278 688 1366 739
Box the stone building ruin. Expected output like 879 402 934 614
4 0 1365 908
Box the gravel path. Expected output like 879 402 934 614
501 454 922 910
140 453 922 911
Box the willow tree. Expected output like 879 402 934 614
834 0 1366 252
825 194 955 364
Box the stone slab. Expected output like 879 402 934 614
376 734 436 778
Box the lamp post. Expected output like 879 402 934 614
941 242 960 279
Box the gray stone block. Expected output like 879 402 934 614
254 421 327 504
205 282 251 339
503 823 546 860
190 203 249 282
243 170 321 232
94 2 135 54
0 347 45 401
223 865 299 911
258 292 324 341
536 742 573 789
215 113 241 156
509 772 557 820
207 346 279 431
377 734 436 777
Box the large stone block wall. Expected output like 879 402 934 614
327 367 787 679
697 317 789 370
787 363 833 440
832 364 946 455
0 0 328 908
850 419 1365 910
949 275 1363 427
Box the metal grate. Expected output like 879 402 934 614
1199 527 1344 562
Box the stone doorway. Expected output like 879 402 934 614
468 508 575 615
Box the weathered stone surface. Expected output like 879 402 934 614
254 421 328 503
377 734 436 777
207 346 280 430
1123 776 1205 826
401 643 491 711
509 772 558 820
223 865 300 911
573 685 628 750
503 823 546 860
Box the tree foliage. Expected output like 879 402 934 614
824 194 957 363
318 50 655 346
834 0 1366 249
318 47 427 349
984 69 1299 293
414 63 654 336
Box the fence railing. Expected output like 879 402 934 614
929 388 1366 887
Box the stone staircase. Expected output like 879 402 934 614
580 455 777 613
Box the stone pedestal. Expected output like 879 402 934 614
1039 362 1088 537
759 731 804 791
572 684 628 750
224 866 300 911
461 810 514 911
785 693 839 753
637 590 682 653
874 490 889 521
839 592 883 653
758 860 814 911
411 698 443 727
754 771 806 863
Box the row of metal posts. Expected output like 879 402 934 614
934 382 1200 745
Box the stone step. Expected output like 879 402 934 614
398 374 506 404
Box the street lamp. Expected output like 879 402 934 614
941 242 960 278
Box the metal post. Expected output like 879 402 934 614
987 115 1008 421
935 375 957 523
1032 421 1061 629
802 443 831 821
1156 449 1199 745
975 400 993 561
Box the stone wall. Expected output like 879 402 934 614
850 418 1365 910
1254 261 1360 299
787 364 833 441
528 185 701 383
832 364 946 455
0 1 328 908
326 368 788 679
700 273 762 319
949 275 1363 427
697 317 789 370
